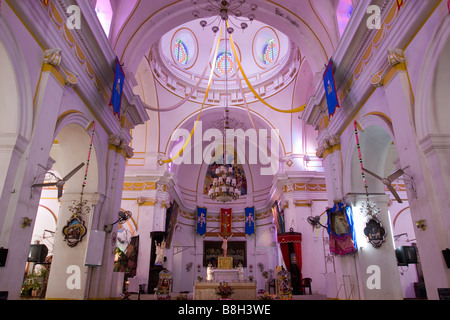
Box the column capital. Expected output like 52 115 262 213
316 135 341 159
43 48 78 87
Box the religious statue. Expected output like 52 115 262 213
155 240 166 265
207 263 214 281
217 233 233 257
237 263 244 281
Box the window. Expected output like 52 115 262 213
173 39 189 66
95 0 113 37
263 39 277 65
216 52 234 76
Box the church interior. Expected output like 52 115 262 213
1 0 450 302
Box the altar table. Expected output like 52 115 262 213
194 281 257 300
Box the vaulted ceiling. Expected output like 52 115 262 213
96 0 354 212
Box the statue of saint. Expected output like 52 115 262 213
237 263 244 281
155 240 166 265
207 263 214 281
217 233 233 257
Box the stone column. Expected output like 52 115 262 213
380 49 450 299
345 193 403 300
45 193 101 300
0 50 71 299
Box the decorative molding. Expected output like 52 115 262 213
370 48 405 88
316 135 340 159
43 48 78 86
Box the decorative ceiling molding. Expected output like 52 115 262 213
149 40 301 105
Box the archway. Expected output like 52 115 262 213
344 119 414 300
43 122 100 300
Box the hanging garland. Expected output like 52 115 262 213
62 121 96 247
353 120 369 198
158 25 223 165
81 121 96 200
227 21 306 114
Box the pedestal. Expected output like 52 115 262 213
213 269 238 282
218 257 233 269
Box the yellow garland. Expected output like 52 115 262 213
227 21 306 114
159 25 223 165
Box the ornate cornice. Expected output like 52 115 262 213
149 40 301 104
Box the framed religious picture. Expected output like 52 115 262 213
157 270 172 294
363 218 387 248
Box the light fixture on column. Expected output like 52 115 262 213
194 0 257 33
104 210 132 233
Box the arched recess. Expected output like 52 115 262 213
0 16 33 200
415 14 450 140
0 15 33 140
54 112 105 196
166 105 283 211
343 114 397 196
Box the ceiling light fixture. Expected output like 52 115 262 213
193 0 258 33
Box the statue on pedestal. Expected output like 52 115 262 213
237 263 244 281
207 263 214 281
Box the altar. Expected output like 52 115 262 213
213 269 238 282
194 281 257 300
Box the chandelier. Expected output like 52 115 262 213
192 0 258 34
207 14 244 203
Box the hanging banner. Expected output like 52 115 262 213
326 203 357 255
109 57 125 121
196 207 207 236
220 208 232 236
323 59 340 118
245 207 255 236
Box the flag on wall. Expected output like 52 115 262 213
109 57 125 121
196 207 207 236
323 59 340 118
220 208 232 236
245 207 255 236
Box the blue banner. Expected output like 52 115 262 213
196 207 207 236
109 57 125 120
323 59 340 117
245 207 255 236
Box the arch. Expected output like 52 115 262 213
51 117 101 197
0 15 33 140
415 14 450 140
163 105 287 158
343 114 396 196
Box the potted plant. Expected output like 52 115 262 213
216 282 233 300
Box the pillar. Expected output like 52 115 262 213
0 50 71 299
381 49 450 299
45 193 101 300
345 194 403 300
